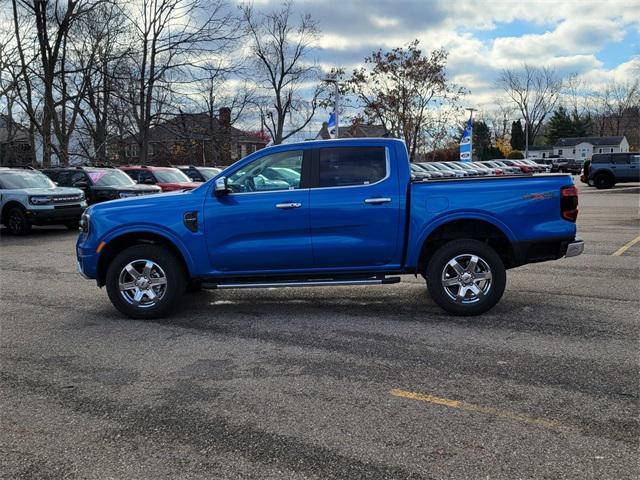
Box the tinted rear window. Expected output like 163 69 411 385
318 147 386 187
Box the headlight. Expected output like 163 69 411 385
79 211 91 235
29 195 52 205
119 192 138 198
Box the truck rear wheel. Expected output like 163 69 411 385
426 239 506 316
106 244 186 319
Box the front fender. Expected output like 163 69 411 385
101 223 197 275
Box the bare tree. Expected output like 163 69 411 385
75 2 131 163
497 64 564 145
590 80 640 137
11 0 100 166
123 0 239 163
347 40 464 161
242 1 321 145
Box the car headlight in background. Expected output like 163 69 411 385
119 192 138 198
29 195 53 205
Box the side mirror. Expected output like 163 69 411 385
143 178 155 185
214 176 229 196
74 181 88 188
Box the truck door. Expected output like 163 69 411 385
203 149 314 273
308 146 401 269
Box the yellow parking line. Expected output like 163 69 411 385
389 389 569 432
612 234 640 256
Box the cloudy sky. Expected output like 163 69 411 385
244 0 639 128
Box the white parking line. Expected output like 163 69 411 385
581 185 640 194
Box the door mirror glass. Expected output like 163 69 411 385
214 176 229 195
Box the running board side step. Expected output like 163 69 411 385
201 277 401 290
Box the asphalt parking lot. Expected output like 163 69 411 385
1 181 639 479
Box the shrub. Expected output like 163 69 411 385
506 150 524 159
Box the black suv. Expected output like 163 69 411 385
550 158 582 174
175 165 222 182
43 167 161 205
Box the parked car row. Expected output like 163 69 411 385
409 159 549 180
0 164 221 235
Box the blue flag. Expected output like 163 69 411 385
327 112 336 136
459 117 473 162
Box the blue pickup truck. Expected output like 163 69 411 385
76 138 583 319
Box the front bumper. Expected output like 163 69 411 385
76 244 99 280
565 238 584 258
27 205 85 224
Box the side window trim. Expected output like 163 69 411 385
310 146 390 190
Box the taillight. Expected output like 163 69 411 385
496 169 503 175
561 185 578 222
522 166 531 173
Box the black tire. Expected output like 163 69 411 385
106 244 187 319
6 206 32 235
426 239 506 316
594 173 613 189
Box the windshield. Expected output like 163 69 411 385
0 171 56 189
434 163 455 171
418 163 438 172
454 163 476 171
198 168 221 180
491 161 507 167
153 169 191 183
87 169 136 186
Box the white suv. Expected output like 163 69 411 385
0 167 87 235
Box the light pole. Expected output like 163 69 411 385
524 118 529 159
465 107 477 161
322 78 340 138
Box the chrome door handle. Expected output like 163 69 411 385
364 197 392 205
276 202 302 209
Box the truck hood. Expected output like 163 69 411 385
157 182 201 191
89 188 194 211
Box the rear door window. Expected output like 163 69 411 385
318 147 386 188
611 155 630 165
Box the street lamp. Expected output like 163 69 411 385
322 78 340 139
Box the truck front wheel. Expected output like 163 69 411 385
106 244 187 319
426 239 506 316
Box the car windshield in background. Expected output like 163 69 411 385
0 171 55 189
198 168 220 180
454 163 476 170
87 169 136 187
154 169 191 183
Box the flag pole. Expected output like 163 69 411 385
322 78 340 138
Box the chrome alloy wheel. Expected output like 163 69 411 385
118 259 168 308
441 254 492 304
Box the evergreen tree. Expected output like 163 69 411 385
510 120 525 150
473 121 492 159
546 107 574 145
547 106 593 145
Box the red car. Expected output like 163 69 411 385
118 166 201 192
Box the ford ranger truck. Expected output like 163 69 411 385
76 139 583 319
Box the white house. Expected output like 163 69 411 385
526 145 554 159
553 136 629 161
